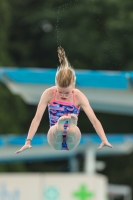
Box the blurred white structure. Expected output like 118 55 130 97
0 173 108 200
108 184 132 200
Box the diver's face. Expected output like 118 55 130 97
56 85 74 100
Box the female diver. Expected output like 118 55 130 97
16 47 112 153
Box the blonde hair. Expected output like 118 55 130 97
55 46 76 87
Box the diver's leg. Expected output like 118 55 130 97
66 114 81 150
47 115 70 150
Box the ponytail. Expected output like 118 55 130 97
55 47 76 87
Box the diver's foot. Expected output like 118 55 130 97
67 114 77 136
56 115 70 135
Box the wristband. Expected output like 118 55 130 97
26 139 32 142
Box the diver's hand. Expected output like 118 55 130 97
98 140 113 150
15 141 32 154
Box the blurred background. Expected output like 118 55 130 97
0 0 133 199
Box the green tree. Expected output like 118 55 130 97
0 0 14 65
4 0 133 70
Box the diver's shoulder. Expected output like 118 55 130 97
46 86 56 93
73 88 86 102
41 86 56 101
74 88 83 96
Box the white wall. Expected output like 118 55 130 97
0 173 108 200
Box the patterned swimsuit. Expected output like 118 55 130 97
48 90 80 150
